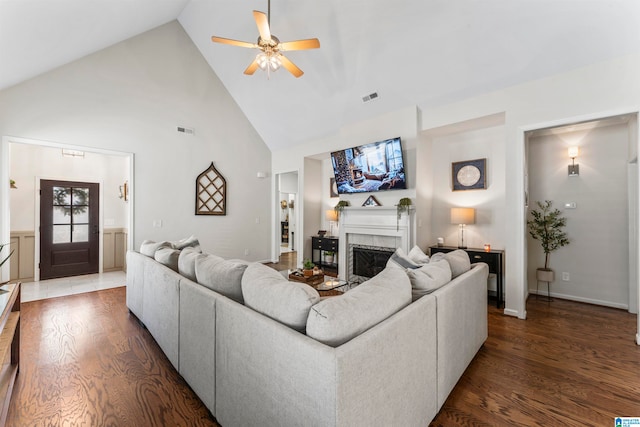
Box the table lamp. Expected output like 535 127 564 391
325 210 339 237
450 207 475 249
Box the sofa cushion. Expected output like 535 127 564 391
195 254 248 303
154 247 180 272
140 240 172 257
432 250 470 279
407 259 451 301
408 245 430 265
306 265 412 347
386 248 422 270
173 235 201 251
241 263 320 332
178 246 202 281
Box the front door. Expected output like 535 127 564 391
40 180 99 280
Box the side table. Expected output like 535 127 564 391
429 246 504 308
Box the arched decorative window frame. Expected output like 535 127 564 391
195 162 227 216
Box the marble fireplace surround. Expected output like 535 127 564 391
337 206 416 280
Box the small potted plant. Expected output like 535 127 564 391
302 258 315 277
324 250 335 264
396 197 412 230
527 200 570 284
334 200 350 222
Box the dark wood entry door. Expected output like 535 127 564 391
40 180 100 280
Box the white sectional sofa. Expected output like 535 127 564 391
126 244 488 426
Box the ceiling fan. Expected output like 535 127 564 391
211 0 320 78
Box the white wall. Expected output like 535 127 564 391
419 53 640 319
0 21 272 262
429 125 507 252
10 143 128 231
527 122 631 308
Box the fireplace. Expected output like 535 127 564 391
352 246 394 279
337 206 415 282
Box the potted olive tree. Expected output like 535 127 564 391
527 200 570 284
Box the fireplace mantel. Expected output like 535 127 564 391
337 206 416 279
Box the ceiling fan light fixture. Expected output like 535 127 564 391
256 52 281 72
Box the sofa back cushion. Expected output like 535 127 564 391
406 259 451 301
178 247 202 281
241 263 320 332
140 240 172 258
431 250 471 279
195 254 248 303
306 265 412 347
154 247 180 272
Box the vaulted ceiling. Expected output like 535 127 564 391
2 0 639 151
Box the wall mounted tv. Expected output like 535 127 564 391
330 137 406 194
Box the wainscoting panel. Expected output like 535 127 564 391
10 231 35 282
104 228 128 272
9 228 127 281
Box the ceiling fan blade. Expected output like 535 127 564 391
244 59 260 75
280 55 304 78
279 38 320 51
253 10 271 42
211 36 256 49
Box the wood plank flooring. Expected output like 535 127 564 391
7 286 640 426
6 287 219 426
431 298 640 426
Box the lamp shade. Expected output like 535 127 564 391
325 210 339 222
568 146 579 158
450 207 476 225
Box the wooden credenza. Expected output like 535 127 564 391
0 282 20 425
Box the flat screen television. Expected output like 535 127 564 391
330 137 406 194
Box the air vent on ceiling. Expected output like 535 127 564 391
177 126 195 135
362 92 379 103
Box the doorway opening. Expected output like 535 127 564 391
275 171 298 270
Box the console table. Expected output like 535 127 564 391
0 282 20 424
429 246 504 308
311 236 338 275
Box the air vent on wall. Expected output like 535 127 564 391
177 126 195 135
362 92 379 103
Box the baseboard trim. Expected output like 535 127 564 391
528 289 629 311
503 308 524 319
636 333 640 346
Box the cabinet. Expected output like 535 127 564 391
281 222 289 244
0 282 20 424
311 236 338 275
429 245 504 308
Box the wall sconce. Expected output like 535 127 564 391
119 181 128 201
450 207 476 249
325 209 339 237
568 146 579 176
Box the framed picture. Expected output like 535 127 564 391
452 158 487 191
329 178 338 198
362 195 381 207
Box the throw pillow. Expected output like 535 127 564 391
306 265 412 347
154 247 180 272
408 245 430 265
406 259 451 301
242 263 320 332
173 235 201 251
195 254 248 304
432 250 471 279
386 247 422 270
178 246 202 282
140 240 172 257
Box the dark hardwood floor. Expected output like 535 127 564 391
263 251 297 271
7 287 219 426
8 286 639 426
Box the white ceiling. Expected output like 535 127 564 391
2 0 639 151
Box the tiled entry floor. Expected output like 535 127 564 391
20 270 126 302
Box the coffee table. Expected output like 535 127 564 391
280 270 349 296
